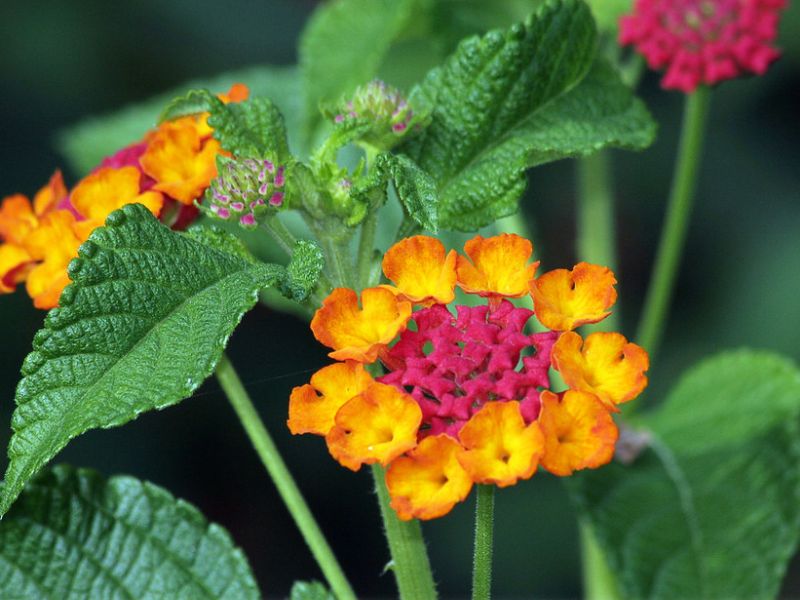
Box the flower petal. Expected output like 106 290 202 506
326 383 422 471
552 331 649 410
386 434 473 521
382 235 457 305
0 243 34 293
457 401 544 487
288 361 373 436
71 167 163 225
531 262 617 331
539 390 618 476
457 234 538 301
311 287 412 362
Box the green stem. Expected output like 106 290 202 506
471 485 495 600
356 210 378 289
371 465 437 600
577 151 620 333
216 354 356 600
580 522 621 600
263 214 297 257
636 87 711 356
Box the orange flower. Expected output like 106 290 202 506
538 390 618 476
23 211 86 309
311 287 412 362
0 244 33 293
382 235 457 305
71 167 163 236
552 331 649 411
140 119 222 205
530 262 617 331
32 170 68 215
288 362 373 436
386 434 473 521
457 401 544 487
326 383 422 471
456 234 539 304
218 83 250 104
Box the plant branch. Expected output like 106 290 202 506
471 485 495 600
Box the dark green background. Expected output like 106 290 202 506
1 1 799 597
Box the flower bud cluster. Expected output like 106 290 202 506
205 156 286 228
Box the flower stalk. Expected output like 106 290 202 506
471 485 495 600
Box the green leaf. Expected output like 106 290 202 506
384 154 438 233
208 96 290 160
290 580 335 600
0 204 284 516
585 0 632 32
159 88 217 123
282 240 325 302
0 465 260 599
572 350 800 599
57 65 304 174
404 0 656 231
300 0 417 141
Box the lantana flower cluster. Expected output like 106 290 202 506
620 0 786 92
0 84 248 309
289 234 649 520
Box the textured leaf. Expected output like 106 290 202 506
282 240 325 302
57 65 304 173
385 154 439 232
0 465 260 599
0 204 284 516
208 96 290 160
299 0 417 140
404 0 656 231
290 580 335 600
159 88 216 123
572 350 800 599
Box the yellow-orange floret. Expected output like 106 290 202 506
386 434 473 521
288 361 373 436
456 234 539 303
457 401 544 487
538 390 618 476
552 331 649 411
382 235 457 305
530 262 617 331
311 287 412 362
326 383 422 471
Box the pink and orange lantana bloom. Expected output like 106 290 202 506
289 233 650 520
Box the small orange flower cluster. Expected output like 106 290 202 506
289 234 649 520
0 84 248 309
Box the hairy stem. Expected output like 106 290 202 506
262 214 297 257
216 354 356 600
637 87 711 356
356 211 378 289
471 485 495 600
372 465 438 600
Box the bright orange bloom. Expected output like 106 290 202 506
288 362 373 436
32 170 68 215
456 234 539 304
0 244 33 293
552 331 649 411
382 235 457 305
311 287 412 362
0 194 38 245
530 262 617 331
538 390 618 476
457 401 544 487
218 83 250 104
71 167 163 236
326 383 422 471
386 434 473 521
140 119 223 205
23 211 86 309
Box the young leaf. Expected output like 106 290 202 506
283 240 325 301
0 204 284 516
0 465 260 599
403 0 656 231
290 581 335 600
159 88 217 123
385 154 438 233
571 350 800 599
208 96 290 160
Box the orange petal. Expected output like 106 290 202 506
457 401 544 487
386 434 473 521
140 121 221 205
288 361 373 436
218 83 250 104
538 390 618 476
382 235 457 305
0 194 38 245
32 170 68 216
71 167 163 224
456 234 539 302
552 331 649 410
0 243 34 293
531 262 617 331
325 383 422 471
311 287 412 362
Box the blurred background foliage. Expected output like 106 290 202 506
1 0 799 597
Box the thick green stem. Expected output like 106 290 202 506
216 354 356 600
636 87 711 356
263 214 298 257
580 522 621 600
471 485 495 600
371 465 437 600
356 211 378 289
